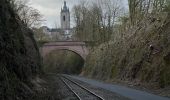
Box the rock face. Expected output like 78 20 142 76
0 0 41 99
83 13 170 89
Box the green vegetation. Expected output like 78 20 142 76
43 50 84 74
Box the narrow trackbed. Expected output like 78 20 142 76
60 75 105 100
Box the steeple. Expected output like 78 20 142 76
64 1 66 7
60 1 70 30
61 1 68 12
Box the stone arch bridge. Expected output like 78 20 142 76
40 41 89 60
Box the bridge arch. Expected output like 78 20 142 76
41 41 89 60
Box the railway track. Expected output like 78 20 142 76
60 75 105 100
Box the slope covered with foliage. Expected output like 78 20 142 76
0 0 42 99
83 13 170 90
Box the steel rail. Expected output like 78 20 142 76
61 75 105 100
60 77 82 100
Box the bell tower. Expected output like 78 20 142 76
60 1 70 30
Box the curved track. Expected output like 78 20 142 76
60 75 105 100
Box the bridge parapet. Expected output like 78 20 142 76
44 41 86 46
41 41 88 60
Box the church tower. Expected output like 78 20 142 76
60 1 70 30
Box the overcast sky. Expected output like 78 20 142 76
29 0 128 28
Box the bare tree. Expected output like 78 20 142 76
128 0 168 25
97 0 123 42
11 0 44 28
164 0 170 12
72 0 123 44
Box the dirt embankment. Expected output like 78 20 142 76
83 13 170 96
